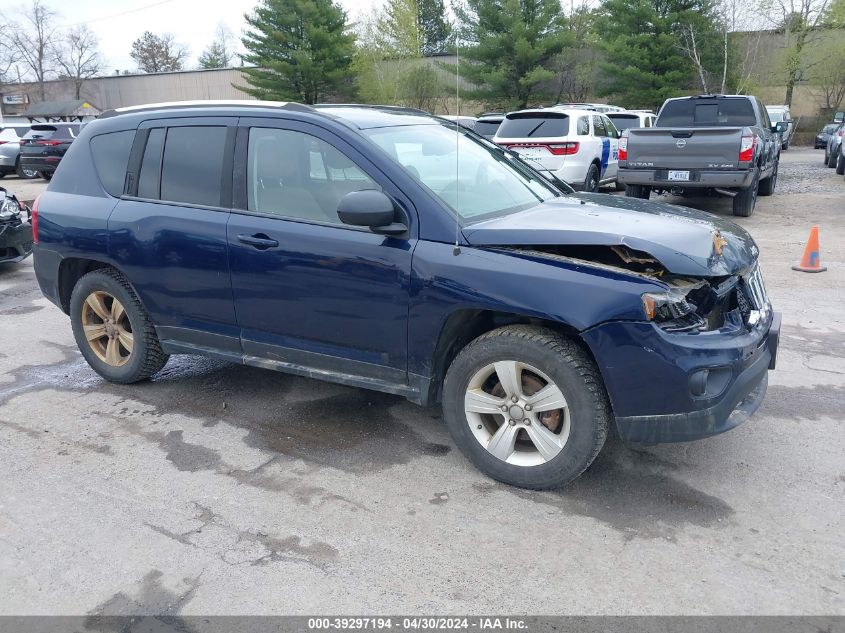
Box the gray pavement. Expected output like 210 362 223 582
0 148 842 615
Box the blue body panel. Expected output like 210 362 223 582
32 103 777 442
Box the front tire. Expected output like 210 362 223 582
828 148 838 168
759 159 778 196
836 152 845 175
70 268 169 384
733 168 759 217
442 325 610 490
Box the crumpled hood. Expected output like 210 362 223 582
462 193 758 276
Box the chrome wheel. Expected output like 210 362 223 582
464 360 571 467
81 291 133 367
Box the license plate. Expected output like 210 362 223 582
668 170 690 181
513 147 546 160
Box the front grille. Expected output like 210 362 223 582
741 264 770 325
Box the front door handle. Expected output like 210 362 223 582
237 233 279 250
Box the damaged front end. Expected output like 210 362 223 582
0 188 34 264
499 243 769 336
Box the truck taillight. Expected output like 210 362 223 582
739 135 755 162
618 134 628 161
31 195 40 244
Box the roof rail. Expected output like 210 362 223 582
316 104 431 115
99 100 313 119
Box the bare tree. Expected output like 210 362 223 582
808 41 845 112
715 0 761 93
0 24 21 85
198 24 235 69
760 0 833 105
130 31 189 73
676 25 711 92
8 0 60 101
54 25 102 99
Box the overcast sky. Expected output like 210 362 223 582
9 0 382 77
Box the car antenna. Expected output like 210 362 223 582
453 29 461 256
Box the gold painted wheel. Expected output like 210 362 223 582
80 291 133 367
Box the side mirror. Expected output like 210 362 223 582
337 190 407 236
774 122 788 134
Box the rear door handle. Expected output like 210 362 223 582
237 233 279 249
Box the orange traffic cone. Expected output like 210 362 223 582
792 226 827 273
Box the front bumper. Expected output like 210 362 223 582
0 221 34 263
583 311 780 443
617 167 754 189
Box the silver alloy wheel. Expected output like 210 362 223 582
22 168 38 178
464 360 571 467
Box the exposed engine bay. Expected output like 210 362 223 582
500 244 768 334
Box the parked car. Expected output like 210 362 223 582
765 105 794 150
0 187 33 264
617 94 784 216
835 111 844 123
607 110 657 132
815 123 839 149
836 128 845 175
556 103 625 114
18 123 81 180
825 123 844 168
32 101 779 489
493 107 621 191
473 112 504 140
0 124 40 179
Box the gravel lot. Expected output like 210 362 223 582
0 147 842 616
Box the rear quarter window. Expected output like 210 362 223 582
90 130 135 197
497 114 569 138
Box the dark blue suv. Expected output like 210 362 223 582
32 102 780 489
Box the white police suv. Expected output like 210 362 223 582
492 107 621 191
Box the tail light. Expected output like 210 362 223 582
739 135 755 162
35 140 62 146
504 142 579 155
31 194 40 243
618 133 628 161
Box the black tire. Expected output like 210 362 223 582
781 142 788 151
759 159 778 196
38 171 53 181
732 168 759 217
442 325 610 490
625 184 651 199
828 148 838 168
614 179 626 191
583 163 600 192
836 152 845 175
16 160 38 179
70 268 169 384
0 172 5 179
824 147 829 164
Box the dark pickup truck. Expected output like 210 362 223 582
617 95 787 216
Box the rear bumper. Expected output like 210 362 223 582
583 311 780 444
19 156 60 173
0 221 34 263
617 167 754 189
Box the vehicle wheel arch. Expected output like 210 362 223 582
427 309 597 404
58 258 137 314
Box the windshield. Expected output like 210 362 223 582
823 124 837 133
608 114 640 130
364 123 560 221
657 98 757 127
767 111 785 122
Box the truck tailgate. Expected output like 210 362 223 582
626 127 743 169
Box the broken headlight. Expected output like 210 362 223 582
0 197 22 221
642 289 705 332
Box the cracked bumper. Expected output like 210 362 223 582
0 221 34 263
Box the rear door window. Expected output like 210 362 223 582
592 116 607 137
496 113 569 138
577 117 589 135
159 126 227 207
90 130 135 197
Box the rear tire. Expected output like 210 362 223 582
38 171 53 181
625 184 651 199
836 152 845 175
70 268 169 384
732 168 759 217
759 159 778 196
16 160 38 179
828 148 838 168
442 325 610 490
583 163 600 192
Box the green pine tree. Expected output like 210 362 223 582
419 0 451 55
451 0 571 109
595 0 721 108
240 0 356 104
